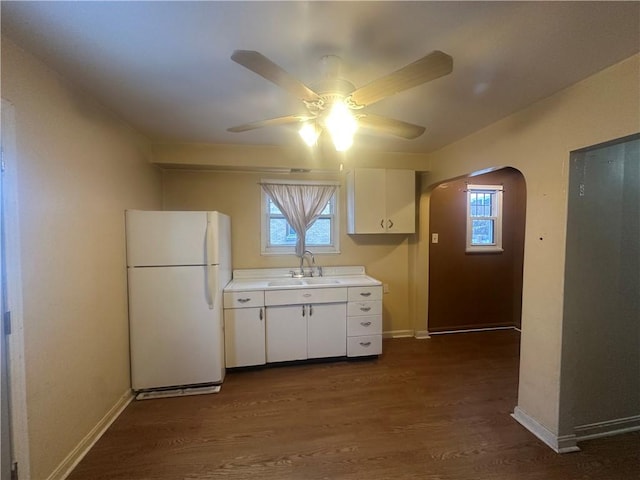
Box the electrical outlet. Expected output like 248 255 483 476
383 283 390 293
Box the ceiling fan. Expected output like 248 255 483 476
227 50 453 151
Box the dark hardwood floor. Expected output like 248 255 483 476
68 331 639 479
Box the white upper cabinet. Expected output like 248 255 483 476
346 168 416 234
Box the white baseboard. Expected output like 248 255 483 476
382 327 518 339
50 389 133 480
511 406 580 453
430 326 517 335
574 415 640 442
382 329 414 339
512 409 640 454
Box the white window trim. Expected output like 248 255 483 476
260 179 341 255
466 184 504 253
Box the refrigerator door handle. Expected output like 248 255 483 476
205 212 216 310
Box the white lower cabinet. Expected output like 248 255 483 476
307 303 347 358
224 283 382 367
265 304 308 363
266 302 347 362
223 290 266 368
224 307 266 368
347 286 383 357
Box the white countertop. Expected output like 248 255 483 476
224 266 382 292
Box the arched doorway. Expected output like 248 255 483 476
427 167 526 333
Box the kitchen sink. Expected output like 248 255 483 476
267 279 305 287
265 277 342 287
303 278 341 285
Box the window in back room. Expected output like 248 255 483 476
466 184 504 252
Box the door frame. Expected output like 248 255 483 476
1 99 31 479
1 101 11 480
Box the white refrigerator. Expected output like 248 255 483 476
125 210 231 393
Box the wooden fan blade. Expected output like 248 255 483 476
358 113 426 139
231 50 321 103
348 51 453 108
227 114 311 133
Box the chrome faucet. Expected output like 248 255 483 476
301 250 314 277
292 250 322 278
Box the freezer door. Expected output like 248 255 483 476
128 265 224 390
126 210 211 267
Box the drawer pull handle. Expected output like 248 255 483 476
360 321 372 327
360 306 371 312
237 298 251 303
359 341 372 347
302 293 312 298
259 308 263 321
359 292 372 297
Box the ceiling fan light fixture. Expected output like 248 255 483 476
325 102 358 151
228 50 451 149
299 122 320 146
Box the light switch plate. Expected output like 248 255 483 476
431 233 439 243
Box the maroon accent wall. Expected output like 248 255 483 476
428 168 526 332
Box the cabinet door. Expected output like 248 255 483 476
266 305 308 362
385 169 415 233
224 307 266 368
307 303 347 358
347 168 386 233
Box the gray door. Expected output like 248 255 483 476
560 134 640 433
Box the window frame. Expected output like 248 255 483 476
260 179 341 255
466 184 504 253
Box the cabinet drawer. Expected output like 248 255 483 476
347 315 382 337
347 335 382 357
347 300 382 316
265 287 347 306
223 290 264 309
348 286 382 302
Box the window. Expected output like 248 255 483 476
261 181 340 255
466 184 503 252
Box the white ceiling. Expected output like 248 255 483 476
2 1 639 154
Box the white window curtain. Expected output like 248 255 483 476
261 182 337 256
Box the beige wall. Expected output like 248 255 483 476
1 39 162 479
162 168 418 334
416 54 640 436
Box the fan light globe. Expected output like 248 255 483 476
325 102 358 151
331 131 354 151
299 123 320 146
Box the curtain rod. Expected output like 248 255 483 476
258 181 341 187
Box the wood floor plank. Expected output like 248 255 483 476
68 331 639 479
